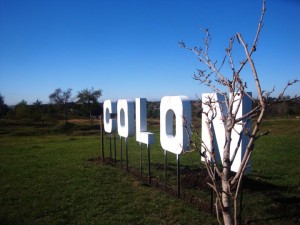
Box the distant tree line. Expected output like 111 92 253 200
140 98 300 120
0 87 103 123
265 96 300 117
191 97 300 119
1 91 300 123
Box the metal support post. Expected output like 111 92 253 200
125 138 129 171
109 134 112 161
101 116 104 163
114 133 116 165
139 142 142 178
176 154 180 198
147 144 151 184
164 150 167 188
210 188 214 214
239 177 244 225
210 166 216 214
120 137 123 168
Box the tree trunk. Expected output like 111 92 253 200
64 107 68 124
88 100 93 124
222 130 233 225
222 183 233 225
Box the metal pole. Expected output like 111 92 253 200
114 133 116 165
125 137 129 171
120 137 123 168
164 150 167 189
147 144 151 184
101 116 104 163
239 177 244 225
211 166 216 214
109 134 112 162
210 187 214 214
177 154 180 198
139 142 142 178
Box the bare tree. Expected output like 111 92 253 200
180 1 298 224
49 88 73 124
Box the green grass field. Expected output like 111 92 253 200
0 118 299 224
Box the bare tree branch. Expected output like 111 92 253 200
181 1 298 224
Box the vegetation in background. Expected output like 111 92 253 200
49 88 73 124
0 94 9 119
76 87 102 123
0 88 299 126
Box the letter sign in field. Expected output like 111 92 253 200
103 94 251 172
160 96 191 155
201 93 252 172
103 100 117 133
117 99 135 138
135 98 155 145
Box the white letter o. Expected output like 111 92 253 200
160 96 191 154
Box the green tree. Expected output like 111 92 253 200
76 87 102 121
49 88 73 124
31 99 43 121
14 100 29 120
0 94 9 119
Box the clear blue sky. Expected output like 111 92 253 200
0 0 299 105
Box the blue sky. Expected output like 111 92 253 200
0 0 299 105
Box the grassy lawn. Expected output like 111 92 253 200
0 118 299 224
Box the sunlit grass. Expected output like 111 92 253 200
0 120 214 225
0 118 299 224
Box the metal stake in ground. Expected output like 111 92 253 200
210 185 214 214
120 137 123 168
239 177 245 225
109 134 112 161
125 137 129 171
164 149 167 189
101 115 105 163
147 144 151 184
177 154 180 198
139 142 142 178
211 166 216 214
114 133 116 165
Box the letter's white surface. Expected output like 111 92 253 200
135 98 155 145
103 100 117 133
201 93 252 172
160 96 191 154
117 99 135 138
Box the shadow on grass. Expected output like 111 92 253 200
89 158 300 224
241 176 300 224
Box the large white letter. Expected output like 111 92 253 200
160 96 191 154
103 100 117 133
117 99 135 138
135 98 155 145
201 93 252 172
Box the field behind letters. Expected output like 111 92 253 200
0 118 299 225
